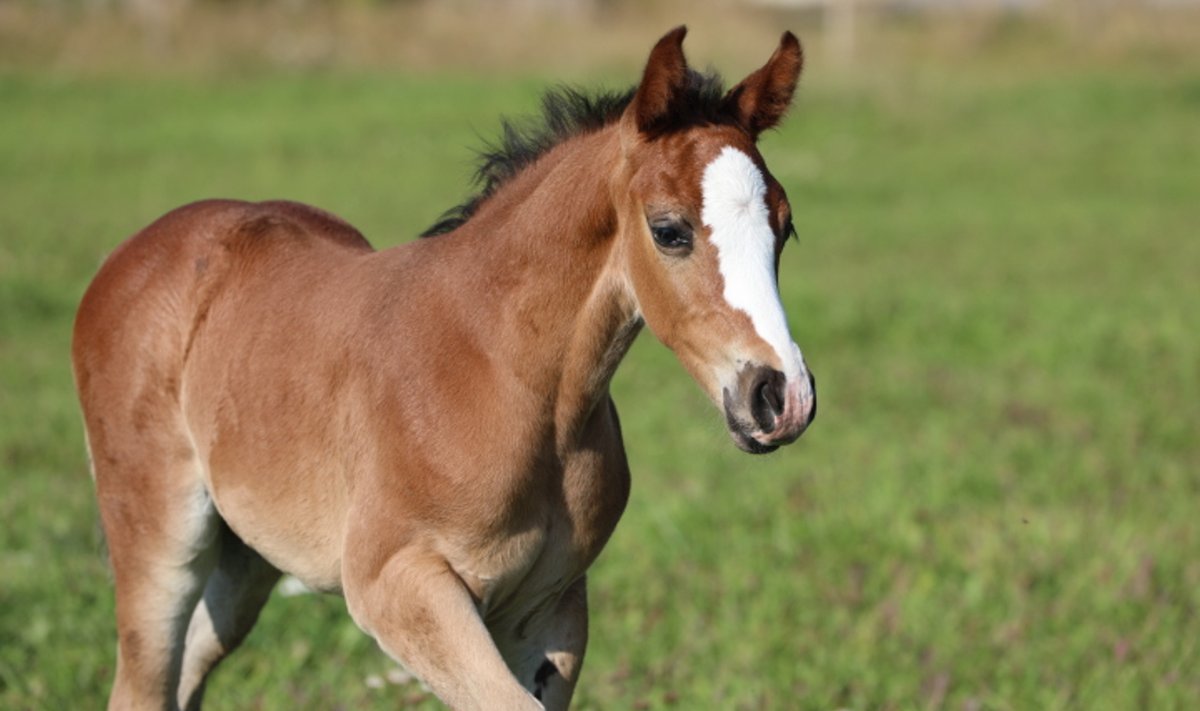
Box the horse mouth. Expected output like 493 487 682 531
723 405 781 455
732 430 780 455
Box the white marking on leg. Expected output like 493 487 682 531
701 146 804 379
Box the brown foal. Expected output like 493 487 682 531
72 27 816 710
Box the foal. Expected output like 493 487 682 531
72 27 815 710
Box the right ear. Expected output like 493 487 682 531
628 26 690 135
721 31 803 138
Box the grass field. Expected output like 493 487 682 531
2 21 1199 710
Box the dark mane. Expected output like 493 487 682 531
421 69 731 237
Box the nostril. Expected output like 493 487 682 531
750 368 786 432
807 370 817 425
761 377 784 417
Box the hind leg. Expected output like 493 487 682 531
177 525 280 711
97 451 219 711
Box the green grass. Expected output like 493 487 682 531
2 58 1198 710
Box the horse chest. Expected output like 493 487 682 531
453 436 631 617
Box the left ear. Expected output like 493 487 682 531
723 31 804 138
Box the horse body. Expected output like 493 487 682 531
73 27 814 710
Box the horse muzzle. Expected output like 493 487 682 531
722 364 816 454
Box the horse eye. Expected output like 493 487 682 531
649 221 693 254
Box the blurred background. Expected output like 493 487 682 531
4 0 1200 75
1 0 1198 709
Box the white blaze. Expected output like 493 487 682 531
701 146 804 379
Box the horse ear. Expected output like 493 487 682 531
723 31 804 138
629 25 690 134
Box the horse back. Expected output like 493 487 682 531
74 198 372 393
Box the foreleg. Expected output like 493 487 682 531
345 547 544 711
496 577 589 711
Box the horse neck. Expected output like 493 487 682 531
447 126 642 448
